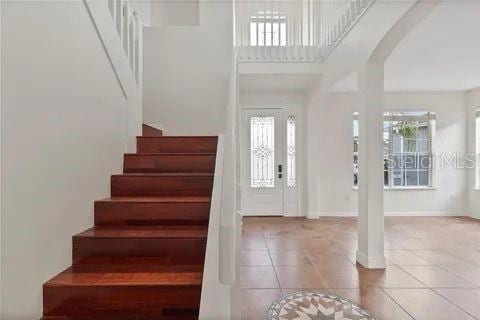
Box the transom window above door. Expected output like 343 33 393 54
353 111 436 188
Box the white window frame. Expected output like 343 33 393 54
353 112 359 187
286 115 296 188
353 111 435 189
475 109 480 189
249 11 287 47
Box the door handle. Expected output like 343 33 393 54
278 164 282 178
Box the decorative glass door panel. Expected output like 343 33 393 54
286 115 296 188
250 116 275 188
242 108 300 217
242 109 284 215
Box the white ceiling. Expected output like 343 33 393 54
385 1 480 91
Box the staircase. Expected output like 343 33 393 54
42 125 218 319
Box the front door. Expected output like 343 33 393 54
242 109 284 215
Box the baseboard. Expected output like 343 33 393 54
469 213 480 220
311 211 465 217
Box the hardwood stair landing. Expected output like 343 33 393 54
42 131 217 319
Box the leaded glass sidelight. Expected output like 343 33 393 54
287 115 296 187
250 116 275 188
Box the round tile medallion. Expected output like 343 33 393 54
267 291 376 320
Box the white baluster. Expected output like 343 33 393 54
116 0 124 37
129 11 135 72
123 3 130 57
133 11 143 84
108 0 116 21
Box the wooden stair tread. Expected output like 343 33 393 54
43 316 198 320
72 257 201 266
75 227 207 239
43 133 217 318
97 196 211 203
45 265 203 287
124 152 216 156
136 136 217 138
112 173 214 177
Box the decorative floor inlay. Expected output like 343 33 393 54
267 292 376 320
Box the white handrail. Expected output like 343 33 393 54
234 0 375 62
199 135 234 320
199 55 240 320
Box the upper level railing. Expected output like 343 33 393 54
107 0 142 83
235 0 375 62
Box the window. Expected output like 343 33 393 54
353 112 359 186
353 111 435 188
476 110 480 188
287 115 296 187
250 116 275 188
250 11 287 46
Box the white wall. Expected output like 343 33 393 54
307 91 467 217
1 1 131 318
150 0 199 27
466 88 480 219
142 1 233 135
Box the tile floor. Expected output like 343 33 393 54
241 216 480 320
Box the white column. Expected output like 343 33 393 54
356 62 386 269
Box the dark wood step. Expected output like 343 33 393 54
72 227 207 265
111 173 213 197
42 134 216 319
137 136 217 154
123 153 216 173
43 316 197 320
142 124 163 137
43 265 202 318
94 197 211 227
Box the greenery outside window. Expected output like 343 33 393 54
353 111 435 188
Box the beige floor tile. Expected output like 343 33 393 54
357 265 427 289
411 249 471 267
400 266 476 288
241 216 480 319
269 250 312 266
241 250 272 266
434 288 480 319
316 265 362 289
241 289 282 320
332 288 414 320
385 249 432 266
385 288 475 320
440 263 480 286
241 266 279 289
242 237 268 250
306 252 355 269
385 237 430 250
274 265 328 289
